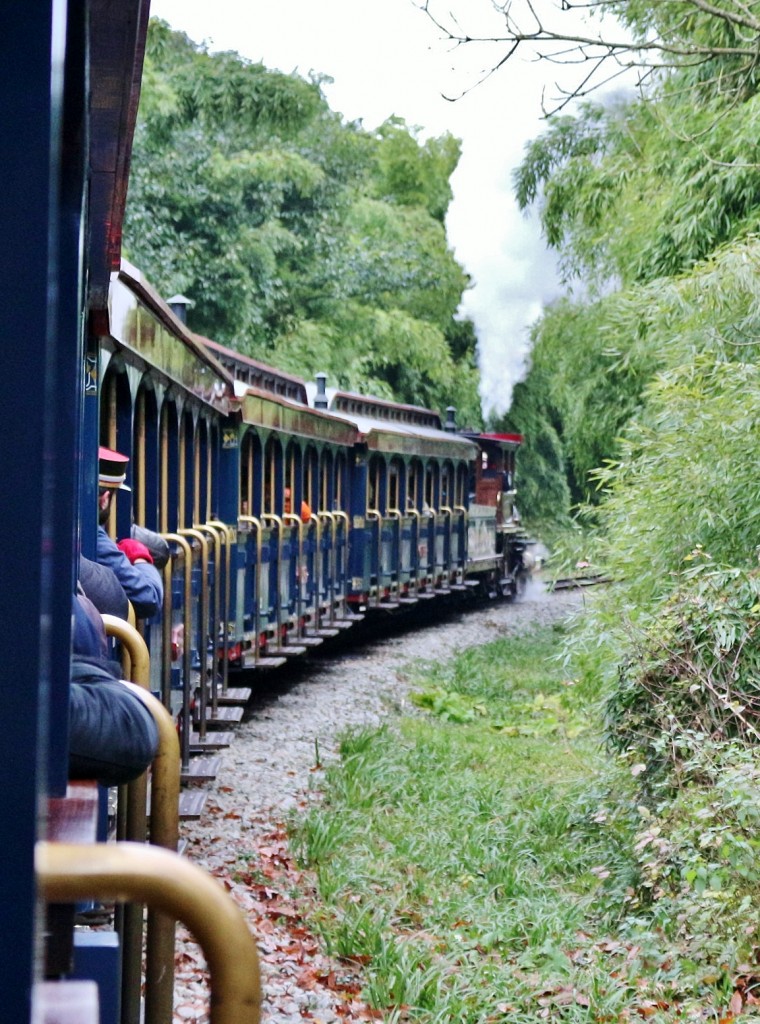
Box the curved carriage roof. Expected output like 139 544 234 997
108 260 235 411
311 388 478 461
202 337 308 405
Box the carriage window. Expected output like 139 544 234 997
389 465 399 511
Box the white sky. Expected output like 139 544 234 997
148 0 566 417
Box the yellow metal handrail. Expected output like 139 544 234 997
239 516 263 663
206 520 235 694
366 509 382 607
333 511 350 618
262 512 286 647
317 511 335 622
283 513 305 636
454 505 468 577
100 616 181 1024
439 505 454 586
406 507 423 595
195 523 223 713
386 509 403 599
36 841 261 1024
179 529 210 736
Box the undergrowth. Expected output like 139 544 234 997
289 619 760 1023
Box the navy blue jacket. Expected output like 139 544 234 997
69 658 159 786
97 526 163 619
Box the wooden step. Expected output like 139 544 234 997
148 786 207 821
275 645 307 656
242 653 287 670
178 789 207 821
416 592 437 600
398 596 418 605
309 627 340 638
449 583 468 591
216 686 252 704
189 730 234 750
181 755 223 783
207 705 244 725
295 636 324 648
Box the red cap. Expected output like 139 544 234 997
98 446 131 491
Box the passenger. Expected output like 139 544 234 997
96 447 163 619
70 594 159 786
284 487 312 523
79 554 129 620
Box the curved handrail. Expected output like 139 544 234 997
120 683 181 1024
239 516 263 664
405 507 422 595
261 514 284 649
365 509 382 607
206 520 234 693
386 509 403 599
161 533 194 759
179 528 210 735
36 841 261 1024
439 505 453 585
454 505 468 576
194 523 223 713
333 511 350 618
282 512 305 635
100 616 181 1024
317 511 335 622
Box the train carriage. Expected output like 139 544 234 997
307 387 478 610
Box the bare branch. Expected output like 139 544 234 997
418 0 760 111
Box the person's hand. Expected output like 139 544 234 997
117 538 154 565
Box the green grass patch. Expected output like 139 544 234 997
289 621 760 1022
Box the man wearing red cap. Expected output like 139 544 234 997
96 446 163 619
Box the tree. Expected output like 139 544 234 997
124 19 482 422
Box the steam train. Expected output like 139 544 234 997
1 3 529 1023
102 259 530 779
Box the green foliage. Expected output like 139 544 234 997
290 621 760 1020
607 565 760 763
124 18 480 420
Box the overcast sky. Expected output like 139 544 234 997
148 0 566 417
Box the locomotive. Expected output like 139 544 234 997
2 3 530 1023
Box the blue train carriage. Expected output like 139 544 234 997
3 4 261 1024
464 430 533 599
201 339 362 672
99 260 248 772
306 381 478 612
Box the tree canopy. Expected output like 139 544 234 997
124 18 481 424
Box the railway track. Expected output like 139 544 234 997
550 573 611 591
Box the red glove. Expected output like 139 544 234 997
117 538 154 565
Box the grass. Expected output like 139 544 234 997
289 620 760 1022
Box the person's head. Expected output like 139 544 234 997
98 447 130 525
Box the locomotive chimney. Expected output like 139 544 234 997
167 294 192 325
444 406 457 432
315 372 329 410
